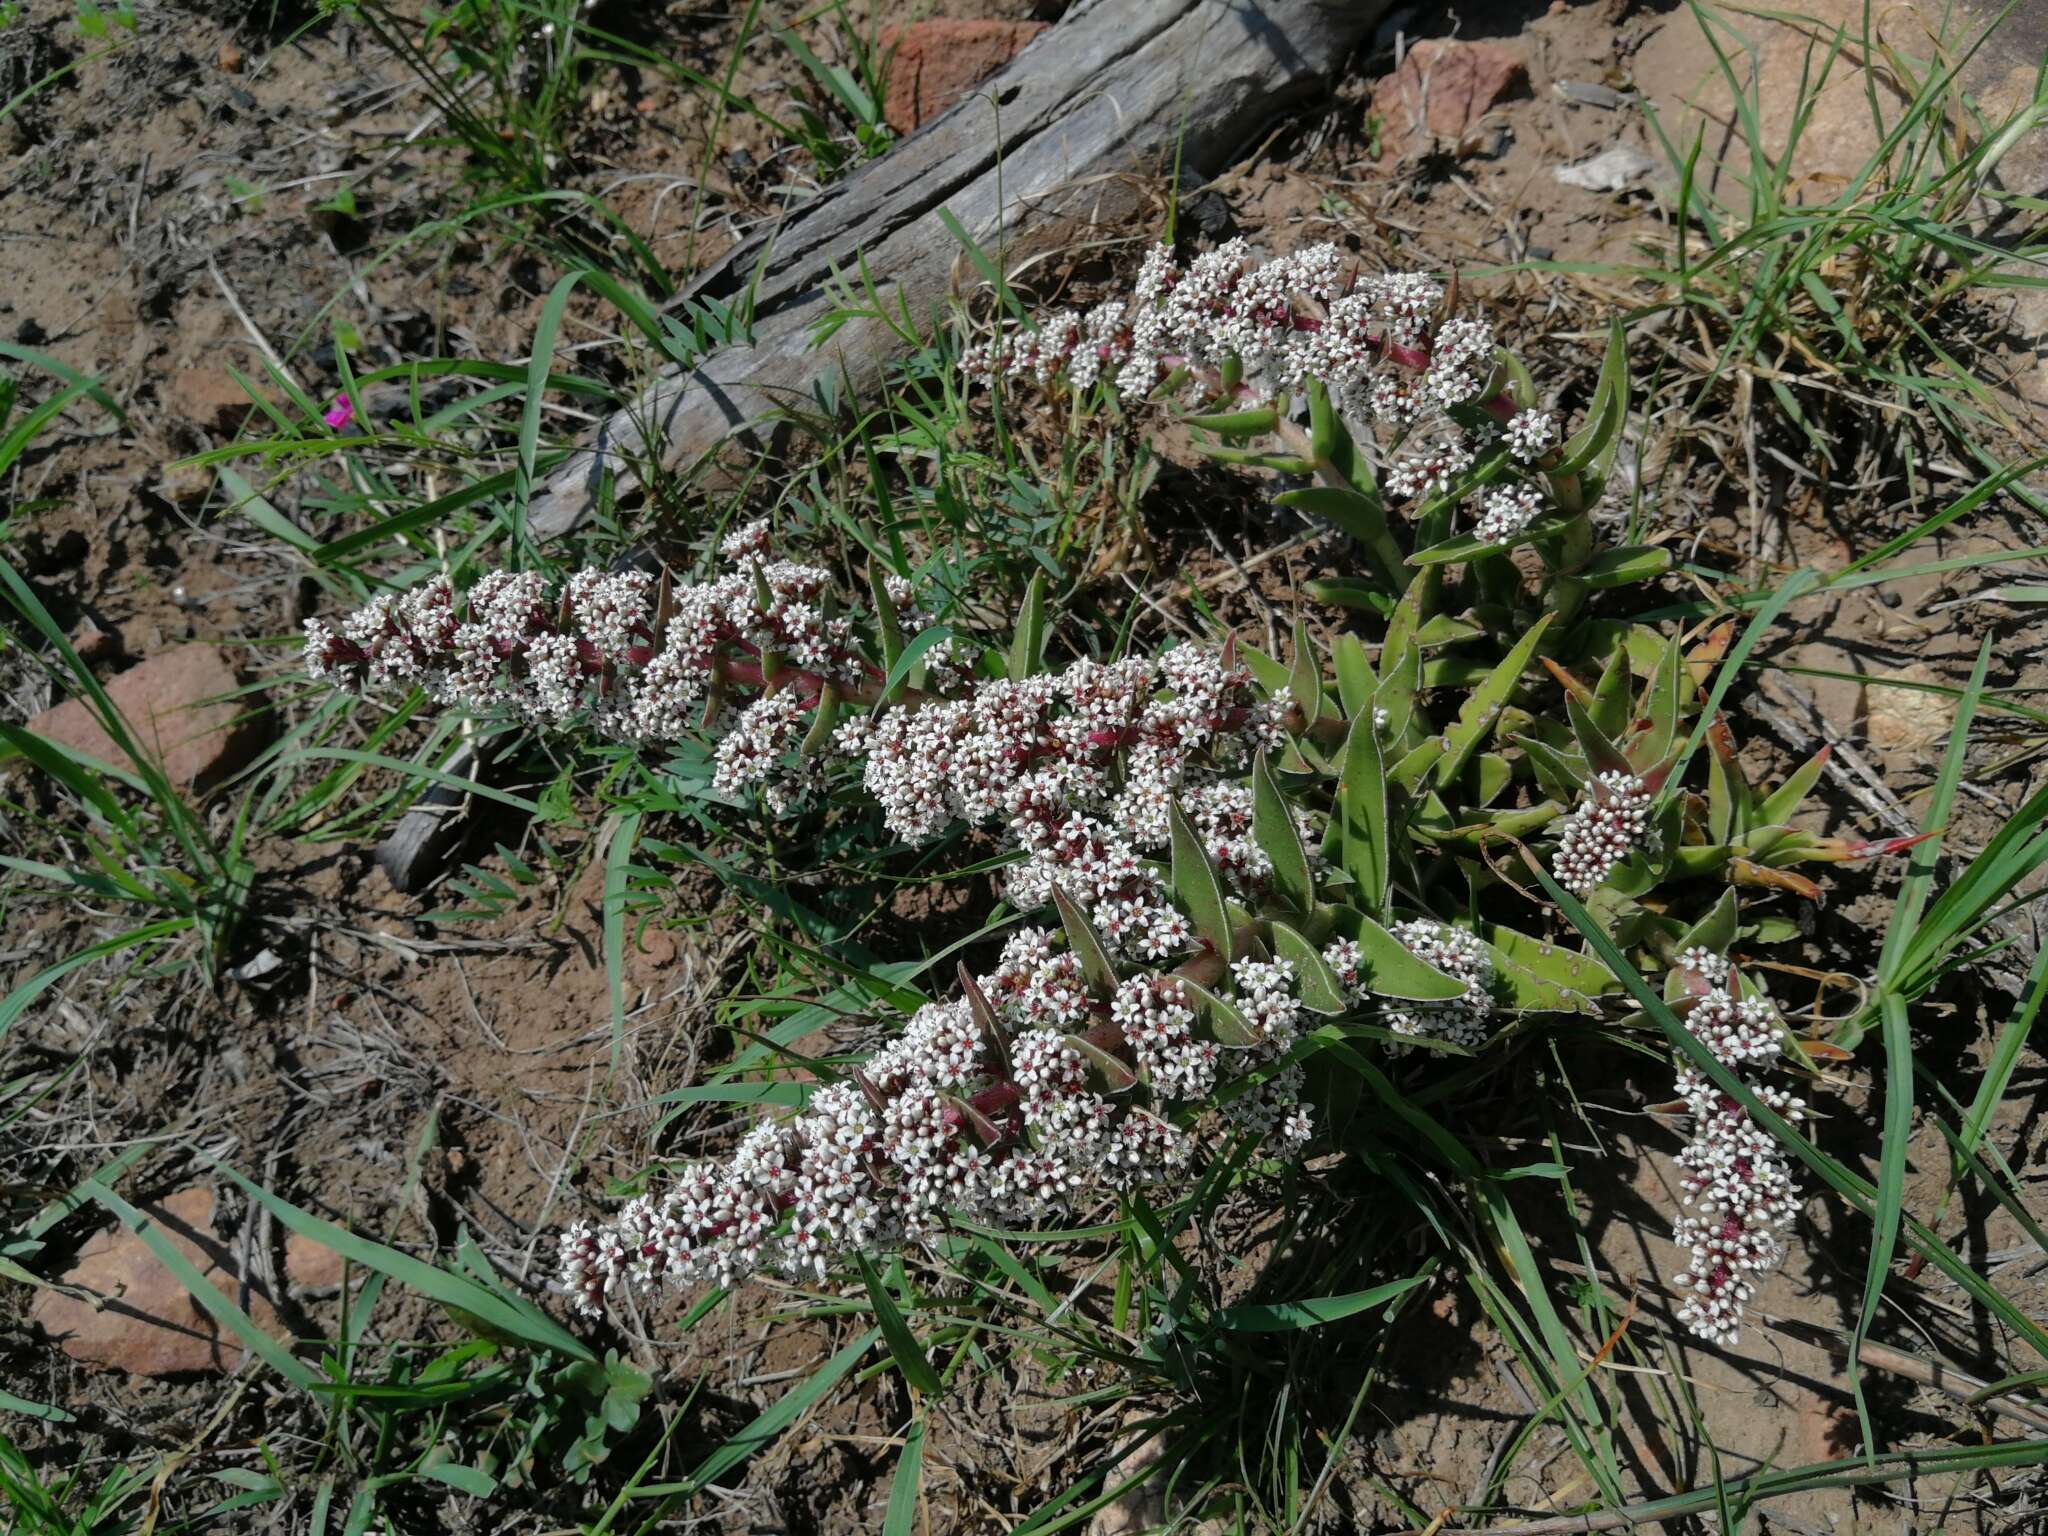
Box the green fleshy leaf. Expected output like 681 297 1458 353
1435 614 1553 788
1007 571 1047 681
1270 921 1346 1013
1304 577 1390 615
1252 751 1314 912
1375 643 1421 743
1184 402 1282 434
1589 637 1633 740
1052 884 1117 996
1063 1032 1139 1093
1169 801 1232 962
868 559 904 676
1179 976 1260 1047
1567 695 1632 778
1288 617 1323 725
1758 745 1832 825
1338 711 1389 917
1333 632 1375 716
1674 889 1740 963
1408 512 1580 566
1352 913 1466 1001
1579 545 1673 588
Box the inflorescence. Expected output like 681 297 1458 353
556 927 1320 1313
1554 770 1654 897
304 528 1691 1318
963 241 1572 550
1666 948 1804 1344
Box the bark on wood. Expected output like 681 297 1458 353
528 0 1388 540
375 743 481 894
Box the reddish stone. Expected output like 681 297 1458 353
1371 40 1527 158
284 1231 347 1292
27 643 266 792
30 1188 276 1377
880 20 1048 135
168 367 263 436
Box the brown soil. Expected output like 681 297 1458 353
5 0 2047 1532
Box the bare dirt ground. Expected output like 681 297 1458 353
4 0 2046 1531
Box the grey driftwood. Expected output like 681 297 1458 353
526 0 1388 540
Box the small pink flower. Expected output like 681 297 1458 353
323 393 354 430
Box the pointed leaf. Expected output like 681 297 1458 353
1288 617 1322 725
1674 889 1739 961
1517 737 1584 802
1382 569 1430 666
1590 637 1633 739
1252 751 1314 912
868 559 905 676
800 683 842 758
1063 1032 1139 1093
1051 884 1117 995
883 625 955 701
1480 924 1621 996
1579 545 1673 588
942 1093 1004 1147
1338 710 1389 917
1178 976 1260 1047
1408 512 1579 565
1636 631 1686 766
1567 695 1632 777
1375 643 1421 742
1169 801 1233 961
1473 752 1513 806
1307 377 1370 487
957 963 1011 1080
1303 576 1391 615
1435 614 1553 788
1270 921 1346 1013
1758 745 1832 826
1275 485 1395 552
1555 320 1628 476
1353 914 1467 1001
1333 633 1374 718
1007 572 1046 681
1389 739 1443 791
1183 402 1281 435
1236 639 1291 696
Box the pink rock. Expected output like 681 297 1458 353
27 643 265 792
284 1231 347 1292
1371 40 1527 158
168 367 263 436
30 1188 277 1377
880 20 1048 135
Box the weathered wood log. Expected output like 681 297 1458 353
375 742 483 894
528 0 1388 540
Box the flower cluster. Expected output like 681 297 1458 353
1666 950 1804 1344
1554 770 1654 897
962 240 1574 548
836 642 1294 954
557 924 1316 1315
303 522 974 814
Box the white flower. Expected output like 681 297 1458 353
1473 484 1544 545
1505 408 1558 463
557 913 1317 1312
1667 965 1804 1343
1554 771 1653 896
